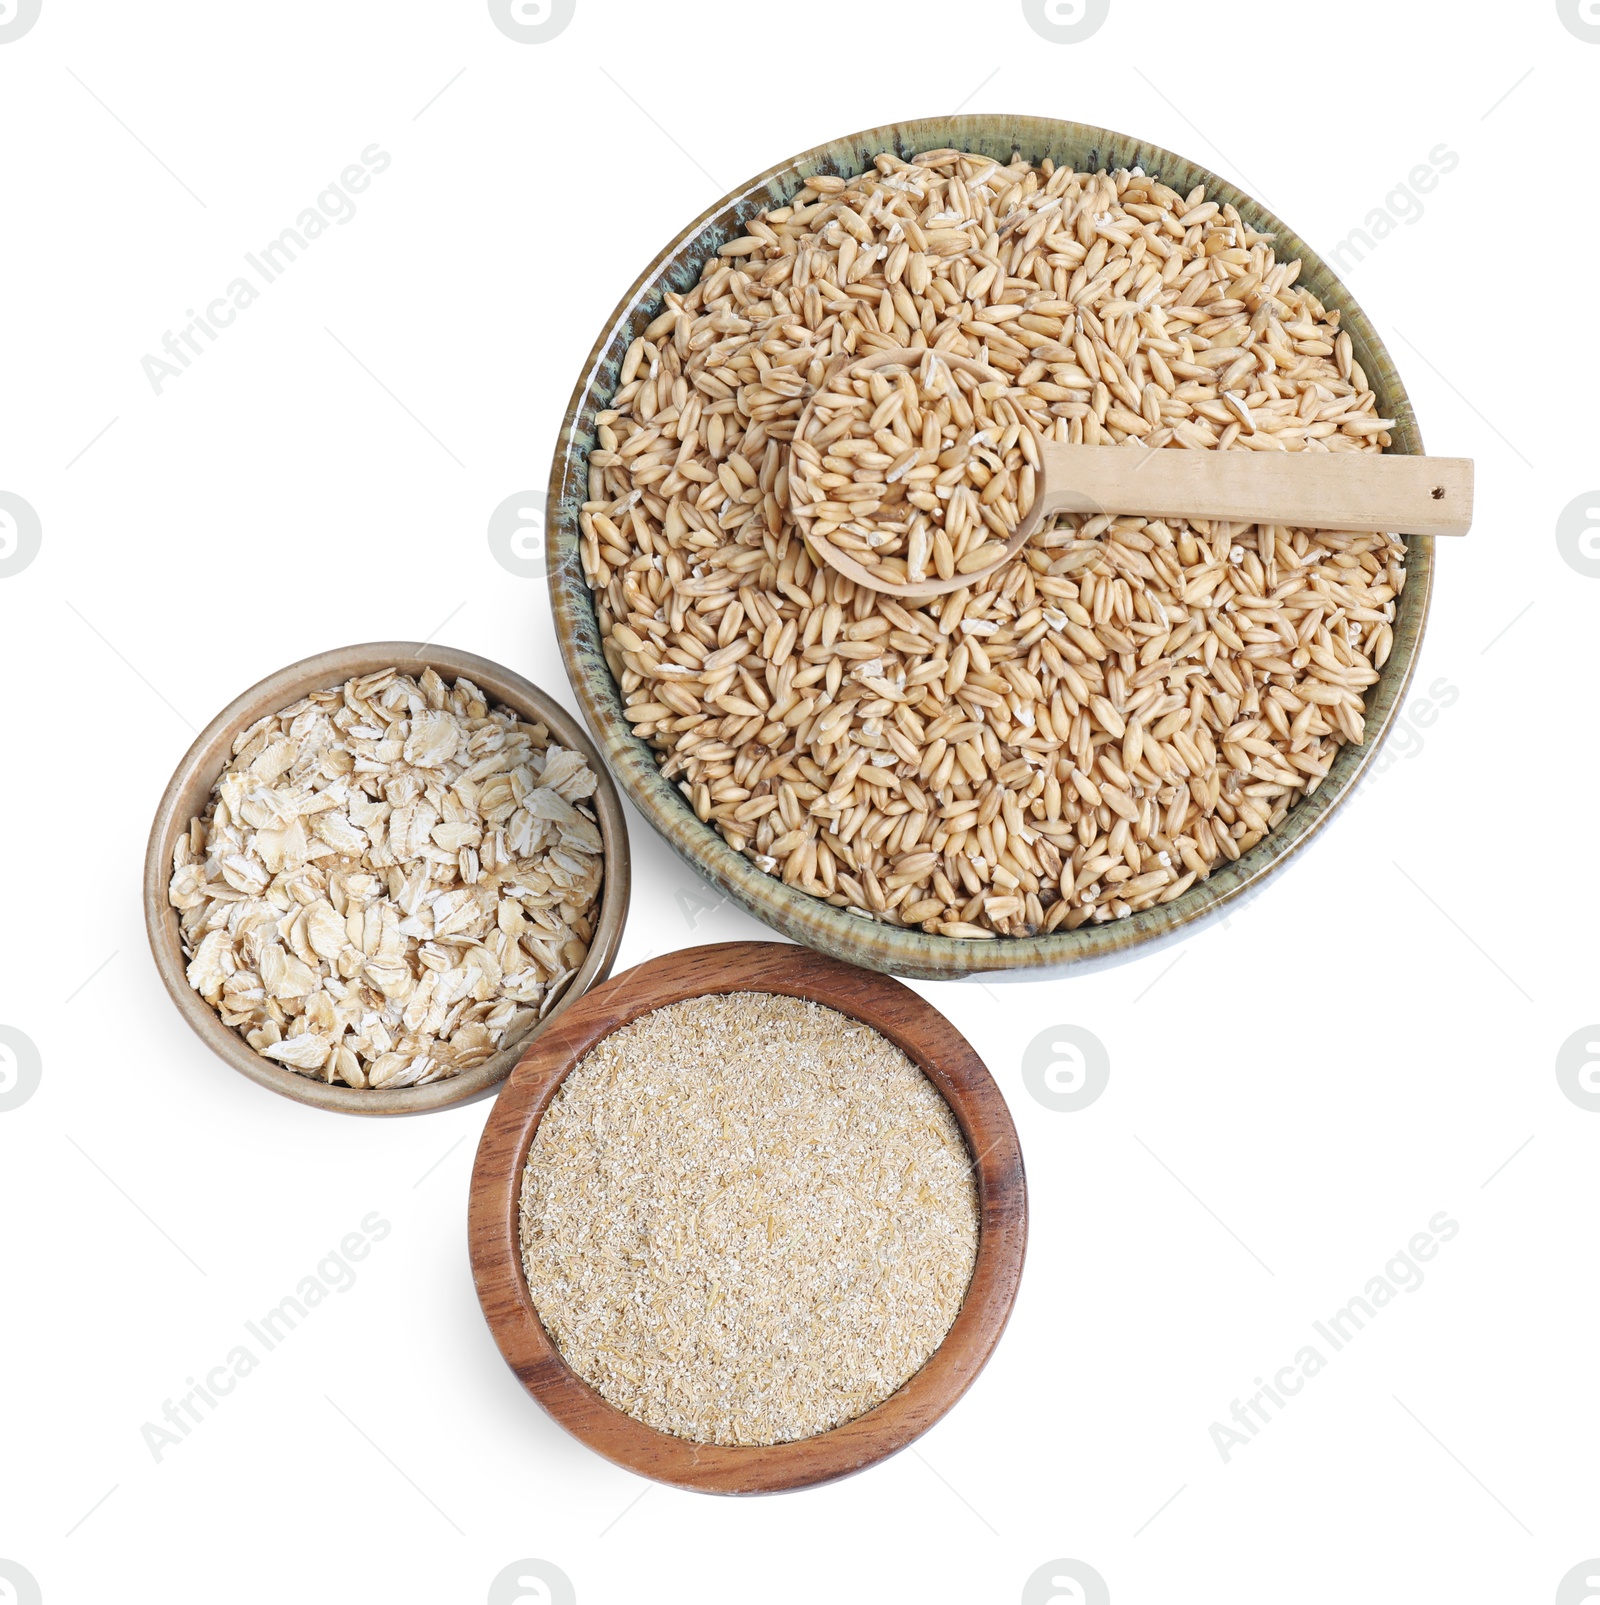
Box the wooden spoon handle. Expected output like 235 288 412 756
1036 443 1473 537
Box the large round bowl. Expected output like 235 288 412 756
548 115 1433 981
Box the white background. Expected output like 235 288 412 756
2 3 1597 1602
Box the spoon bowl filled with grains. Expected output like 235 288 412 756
469 941 1025 1493
789 346 1044 595
144 643 630 1115
549 115 1438 979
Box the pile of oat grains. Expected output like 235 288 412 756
580 148 1405 938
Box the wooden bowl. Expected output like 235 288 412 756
468 941 1027 1494
547 114 1435 981
143 642 631 1116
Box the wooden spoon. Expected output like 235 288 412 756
788 345 1473 601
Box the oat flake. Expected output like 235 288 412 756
169 667 604 1089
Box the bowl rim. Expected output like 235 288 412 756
467 939 1027 1494
142 640 632 1117
547 114 1434 979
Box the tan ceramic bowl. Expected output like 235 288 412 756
144 643 630 1116
547 115 1435 981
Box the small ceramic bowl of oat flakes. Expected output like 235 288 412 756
144 642 630 1115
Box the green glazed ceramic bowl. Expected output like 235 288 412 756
547 115 1433 981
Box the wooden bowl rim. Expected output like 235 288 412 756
546 113 1436 980
468 939 1027 1494
142 641 632 1117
